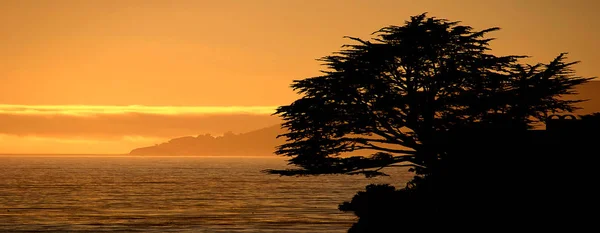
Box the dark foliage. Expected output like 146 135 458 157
265 13 595 232
266 13 593 177
339 113 600 231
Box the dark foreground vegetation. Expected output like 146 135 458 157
265 13 598 232
339 114 600 232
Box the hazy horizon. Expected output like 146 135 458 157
3 80 599 155
1 0 599 154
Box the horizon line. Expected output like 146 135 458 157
0 153 280 157
0 153 128 156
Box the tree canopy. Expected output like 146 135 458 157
266 13 593 177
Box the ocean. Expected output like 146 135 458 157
0 155 411 232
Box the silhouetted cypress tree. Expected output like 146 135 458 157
267 13 591 177
265 13 594 232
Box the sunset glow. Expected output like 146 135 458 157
1 0 598 154
0 105 280 154
0 134 162 154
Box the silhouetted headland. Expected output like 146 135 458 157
129 125 286 156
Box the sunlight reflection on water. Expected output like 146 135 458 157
0 156 411 232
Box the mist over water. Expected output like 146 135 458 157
0 156 411 232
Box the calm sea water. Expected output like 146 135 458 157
0 155 411 232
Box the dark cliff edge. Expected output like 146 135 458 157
129 125 286 156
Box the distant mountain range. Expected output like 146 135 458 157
130 81 600 156
129 125 286 156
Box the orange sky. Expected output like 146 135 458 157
1 0 599 154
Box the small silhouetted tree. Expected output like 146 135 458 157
266 13 593 232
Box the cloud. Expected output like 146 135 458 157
0 104 278 116
0 105 282 138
